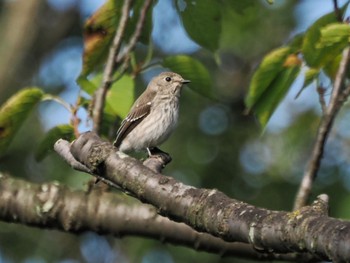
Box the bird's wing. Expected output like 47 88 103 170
113 90 155 148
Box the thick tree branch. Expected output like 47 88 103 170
0 174 317 262
294 47 350 210
56 132 350 262
92 0 133 134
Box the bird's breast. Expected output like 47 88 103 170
151 97 180 135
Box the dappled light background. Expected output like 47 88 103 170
1 0 350 262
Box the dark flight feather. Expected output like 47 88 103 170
113 89 156 147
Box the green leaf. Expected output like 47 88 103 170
35 124 75 161
324 54 342 80
303 68 319 88
245 47 295 108
77 74 134 139
77 76 98 95
79 0 121 78
318 23 350 48
0 88 44 157
222 1 255 15
86 74 134 138
323 53 350 81
106 74 135 118
288 33 304 53
162 55 213 98
302 3 349 68
245 46 301 128
295 68 319 98
179 0 221 51
254 66 301 128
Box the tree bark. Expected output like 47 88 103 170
0 174 316 262
54 131 350 262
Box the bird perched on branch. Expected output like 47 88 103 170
113 72 190 156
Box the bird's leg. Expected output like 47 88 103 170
146 147 153 157
147 147 172 164
148 147 169 156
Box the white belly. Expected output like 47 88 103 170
119 97 179 152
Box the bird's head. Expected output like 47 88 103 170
148 72 190 96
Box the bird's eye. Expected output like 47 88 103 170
165 77 172 82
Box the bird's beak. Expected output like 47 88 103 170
182 79 191 84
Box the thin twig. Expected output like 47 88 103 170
317 86 327 114
70 93 82 138
293 48 350 210
333 0 342 22
42 94 72 112
92 0 133 134
116 0 153 64
112 54 131 83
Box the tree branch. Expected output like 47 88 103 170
293 47 350 210
116 0 153 64
92 0 133 134
58 132 350 262
333 0 342 22
0 174 317 262
316 86 327 114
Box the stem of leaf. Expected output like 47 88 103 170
42 94 72 113
143 39 154 67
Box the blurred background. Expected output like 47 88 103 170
1 0 350 262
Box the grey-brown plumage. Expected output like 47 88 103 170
114 72 190 154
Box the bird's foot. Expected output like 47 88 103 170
146 147 172 165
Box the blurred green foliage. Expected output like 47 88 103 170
1 0 350 262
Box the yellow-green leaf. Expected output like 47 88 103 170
35 124 75 161
303 68 319 88
162 55 213 98
0 88 44 157
318 23 350 48
295 68 319 98
288 33 304 53
254 66 301 127
302 2 349 68
80 0 121 77
106 74 134 118
324 54 342 80
245 47 295 109
77 76 98 95
245 46 302 128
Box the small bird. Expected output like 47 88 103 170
113 72 190 155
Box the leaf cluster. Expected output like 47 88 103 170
245 2 350 127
